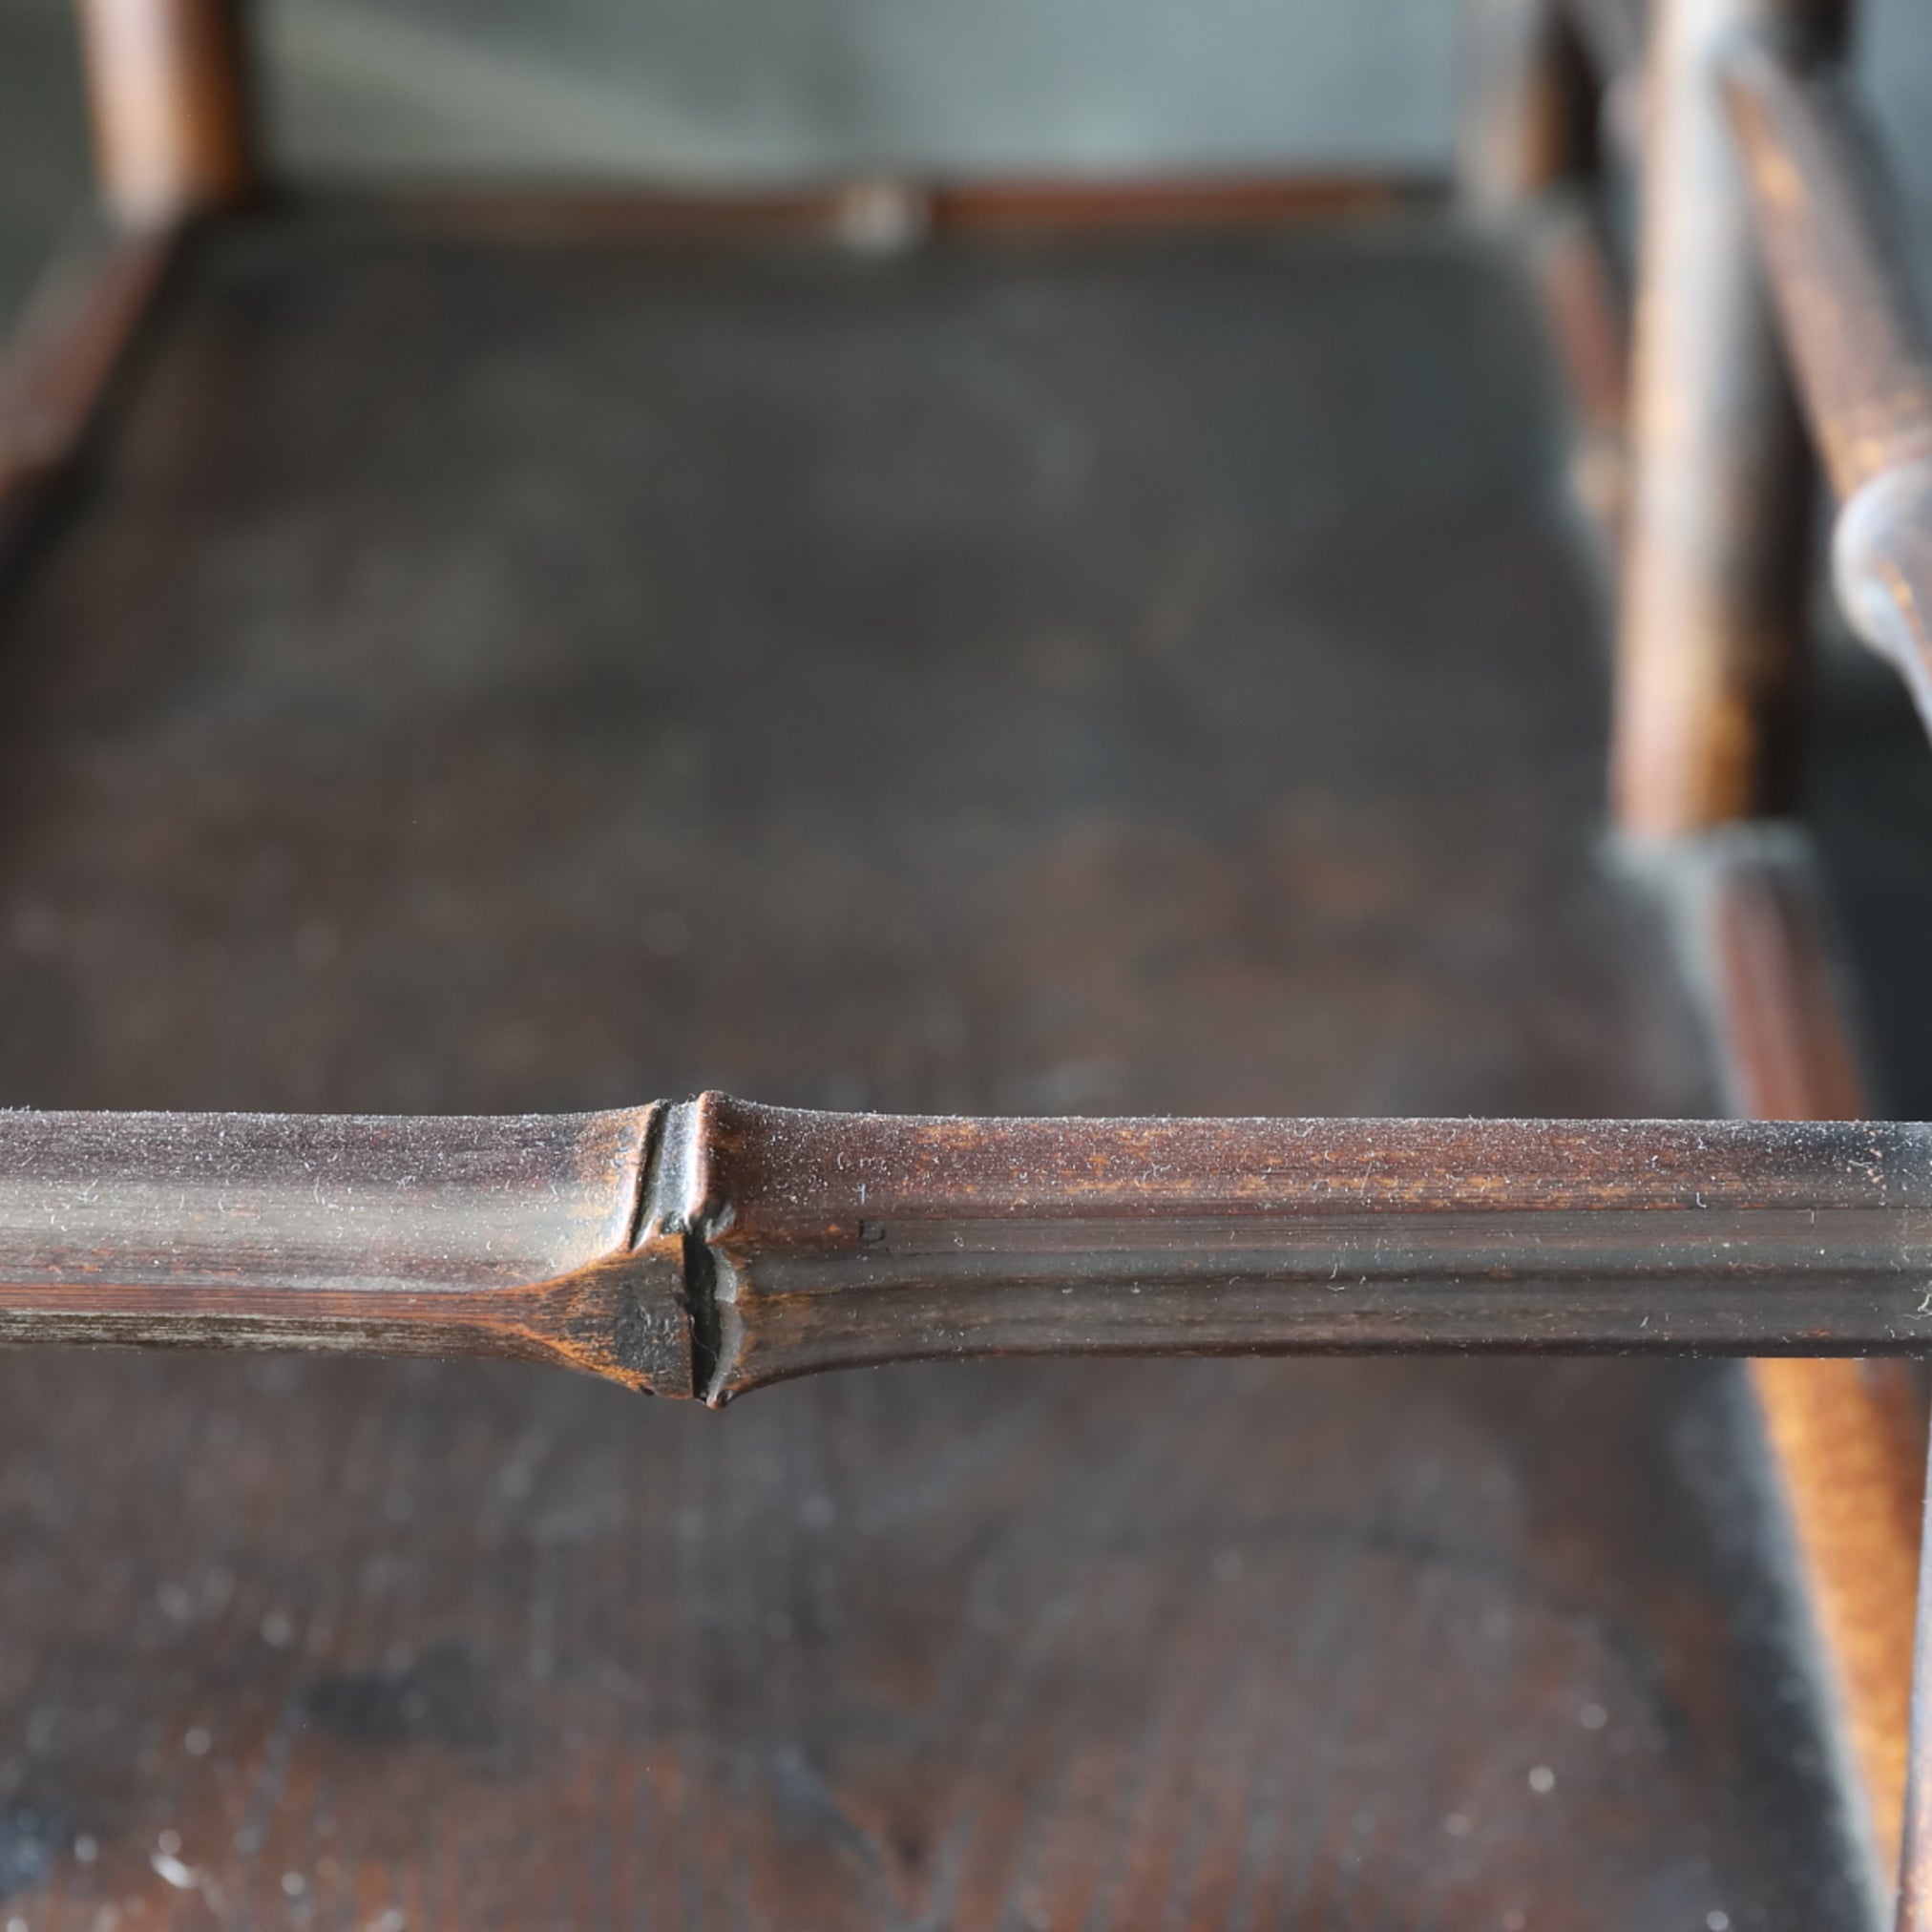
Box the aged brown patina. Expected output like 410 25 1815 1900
0 183 1890 1921
5 1098 1932 1403
1725 36 1932 745
1610 0 1823 840
9 0 1932 1900
74 0 254 226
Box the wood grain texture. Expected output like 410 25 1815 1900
0 213 1870 1926
0 1349 1867 1930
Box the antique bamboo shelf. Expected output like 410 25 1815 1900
1 0 1931 1924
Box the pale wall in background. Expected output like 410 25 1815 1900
255 0 1459 178
1 0 1930 314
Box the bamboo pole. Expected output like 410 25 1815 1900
1609 0 1838 836
2 1099 1932 1403
74 0 255 226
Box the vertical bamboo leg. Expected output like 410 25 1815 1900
74 0 255 227
1627 0 1913 1893
1901 1427 1932 1930
1458 0 1588 211
1610 0 1829 838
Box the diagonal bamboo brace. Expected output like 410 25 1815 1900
0 1095 1929 1403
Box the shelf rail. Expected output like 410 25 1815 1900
1724 36 1932 742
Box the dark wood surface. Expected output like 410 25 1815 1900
0 210 1870 1925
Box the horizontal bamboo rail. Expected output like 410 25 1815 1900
1724 36 1932 737
2 1099 1932 1403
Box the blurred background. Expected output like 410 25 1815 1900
4 0 1932 329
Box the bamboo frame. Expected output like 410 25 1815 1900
1457 0 1588 208
16 0 1932 1914
1706 25 1932 1919
5 1100 1932 1404
1724 37 1932 741
1681 829 1923 1878
1610 0 1826 838
1615 0 1932 1908
74 0 254 226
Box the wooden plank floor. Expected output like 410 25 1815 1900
0 211 1872 1928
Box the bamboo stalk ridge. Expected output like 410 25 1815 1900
0 1097 1930 1402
